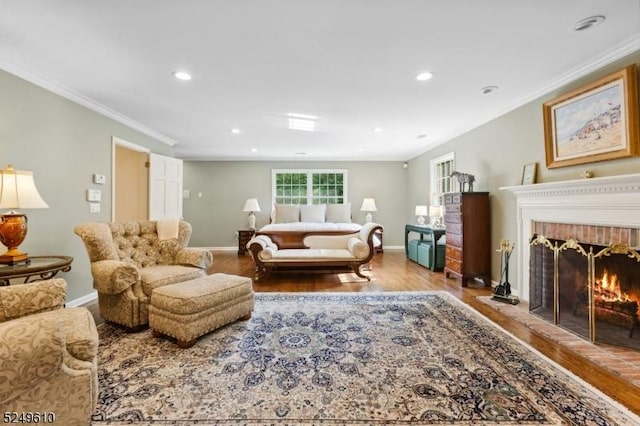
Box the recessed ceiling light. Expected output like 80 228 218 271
288 113 316 132
172 71 192 81
416 134 427 139
416 72 434 82
573 15 605 32
230 128 240 134
251 148 258 153
479 85 499 95
374 128 383 133
295 152 307 155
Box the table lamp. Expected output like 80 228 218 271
0 165 49 264
429 205 443 227
243 198 261 230
415 205 428 225
360 198 377 223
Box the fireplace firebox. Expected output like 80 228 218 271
529 233 640 350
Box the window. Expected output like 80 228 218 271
273 170 347 205
430 152 455 206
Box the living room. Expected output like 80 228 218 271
1 1 640 424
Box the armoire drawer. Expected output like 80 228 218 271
445 245 462 261
445 233 463 248
445 257 462 273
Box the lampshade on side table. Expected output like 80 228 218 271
360 198 377 223
0 165 49 265
243 198 261 230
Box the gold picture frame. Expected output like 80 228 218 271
543 64 639 168
521 162 537 185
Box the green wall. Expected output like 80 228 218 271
0 69 173 301
183 161 408 247
406 50 640 291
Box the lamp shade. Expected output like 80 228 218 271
0 165 49 210
429 205 442 217
415 205 428 216
360 198 377 212
242 198 261 212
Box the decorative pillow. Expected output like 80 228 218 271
300 204 326 223
325 203 351 223
274 204 300 223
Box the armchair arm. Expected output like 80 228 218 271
0 279 67 322
90 260 140 294
176 247 213 269
0 311 65 403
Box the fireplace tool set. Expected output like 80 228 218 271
492 239 519 305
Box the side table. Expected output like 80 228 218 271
0 256 73 286
238 230 255 255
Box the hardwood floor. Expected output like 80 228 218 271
89 250 640 415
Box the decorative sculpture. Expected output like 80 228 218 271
450 171 475 192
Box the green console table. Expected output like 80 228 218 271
404 224 446 268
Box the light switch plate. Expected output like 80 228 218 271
86 189 101 202
93 174 106 185
89 203 101 213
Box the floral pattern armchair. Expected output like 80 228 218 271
0 278 98 425
74 220 213 329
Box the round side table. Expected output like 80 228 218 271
0 256 73 286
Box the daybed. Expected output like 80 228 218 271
248 222 383 280
256 203 376 249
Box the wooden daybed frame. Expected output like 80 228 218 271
248 224 382 280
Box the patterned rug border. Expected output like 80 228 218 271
93 291 640 425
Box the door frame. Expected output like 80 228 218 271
111 136 150 221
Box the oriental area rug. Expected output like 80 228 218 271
92 292 639 425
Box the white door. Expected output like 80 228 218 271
149 153 183 220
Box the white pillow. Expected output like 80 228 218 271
325 203 351 223
274 204 300 223
300 204 326 223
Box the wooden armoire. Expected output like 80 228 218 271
443 192 491 287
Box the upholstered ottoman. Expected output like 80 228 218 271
149 273 254 348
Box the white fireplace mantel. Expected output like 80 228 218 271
501 173 640 304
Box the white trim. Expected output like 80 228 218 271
500 173 640 304
66 290 98 307
0 59 178 147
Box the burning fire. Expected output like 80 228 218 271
594 269 634 303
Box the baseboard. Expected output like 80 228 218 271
67 290 98 307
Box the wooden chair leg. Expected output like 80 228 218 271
239 312 252 321
177 338 197 349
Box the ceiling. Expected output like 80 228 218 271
1 1 639 161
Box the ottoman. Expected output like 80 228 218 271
149 273 254 348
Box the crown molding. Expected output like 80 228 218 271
0 58 177 147
410 34 640 160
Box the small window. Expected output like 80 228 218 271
430 152 455 206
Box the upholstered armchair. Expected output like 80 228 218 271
0 278 98 426
74 220 213 329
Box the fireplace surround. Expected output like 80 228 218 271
502 173 640 303
502 174 640 348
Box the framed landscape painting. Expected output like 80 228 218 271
543 64 639 168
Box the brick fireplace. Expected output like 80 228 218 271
502 173 640 305
503 174 640 350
